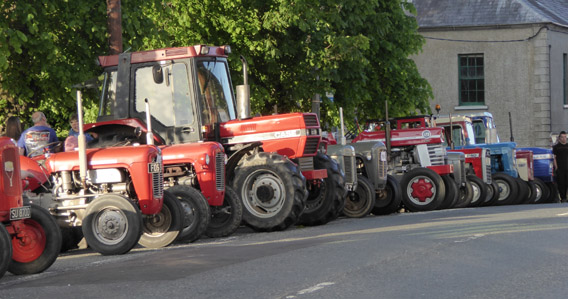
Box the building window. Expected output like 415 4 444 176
564 53 567 105
459 54 485 106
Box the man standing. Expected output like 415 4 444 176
17 111 59 157
553 131 568 203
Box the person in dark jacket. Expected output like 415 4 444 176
553 131 568 203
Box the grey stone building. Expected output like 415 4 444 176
410 0 568 147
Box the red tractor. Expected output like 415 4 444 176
19 91 179 254
1 137 61 279
85 45 346 231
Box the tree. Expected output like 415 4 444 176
0 1 162 135
1 0 431 136
149 0 432 130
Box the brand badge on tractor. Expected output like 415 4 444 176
422 130 431 138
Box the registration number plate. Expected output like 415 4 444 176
148 162 161 173
10 206 31 221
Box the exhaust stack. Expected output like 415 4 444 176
236 55 250 120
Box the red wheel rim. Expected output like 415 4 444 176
410 178 434 202
11 219 47 263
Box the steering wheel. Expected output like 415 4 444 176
26 141 62 157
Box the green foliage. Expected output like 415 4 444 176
1 0 432 137
148 0 433 130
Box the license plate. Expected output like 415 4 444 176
10 206 31 221
148 162 161 173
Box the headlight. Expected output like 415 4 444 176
205 154 210 165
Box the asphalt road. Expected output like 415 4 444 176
1 203 568 299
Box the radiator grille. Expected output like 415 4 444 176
303 137 319 155
378 149 388 179
427 144 446 166
343 155 356 185
152 155 164 198
303 114 319 127
297 157 314 172
216 152 225 190
484 149 492 184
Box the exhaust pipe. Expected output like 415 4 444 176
144 98 154 145
76 90 88 190
236 55 250 120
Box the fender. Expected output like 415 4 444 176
226 142 262 183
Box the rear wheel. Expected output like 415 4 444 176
9 204 62 275
492 173 518 205
483 180 500 206
206 186 243 238
545 182 559 203
82 194 142 255
139 190 184 248
233 152 306 232
372 175 402 215
400 168 445 212
299 153 346 226
438 175 458 210
466 175 487 207
343 175 375 218
514 177 529 205
167 186 210 243
532 178 550 204
0 224 11 279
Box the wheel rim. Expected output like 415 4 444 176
180 199 197 230
470 182 481 204
534 184 543 202
11 219 46 263
143 204 172 237
407 175 437 205
346 188 368 212
242 170 286 218
91 208 129 245
496 180 511 201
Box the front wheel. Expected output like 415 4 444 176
82 194 142 255
299 153 346 226
492 173 518 205
9 204 62 275
233 152 306 232
167 186 210 243
206 186 243 238
400 168 445 212
0 224 11 279
372 175 402 215
138 190 184 248
531 178 550 204
438 175 458 210
466 175 487 208
343 175 375 218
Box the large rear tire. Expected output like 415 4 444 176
372 175 402 215
9 204 62 275
545 182 559 203
82 194 142 255
492 173 518 205
438 175 458 210
514 177 529 205
0 224 11 279
466 175 487 207
343 175 375 218
400 168 445 212
299 153 346 226
531 178 549 204
206 186 243 238
232 152 306 232
167 186 210 243
483 180 500 206
139 190 184 248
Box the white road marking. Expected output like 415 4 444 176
454 234 485 243
557 212 568 216
297 282 336 295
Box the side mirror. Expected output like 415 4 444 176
152 65 163 84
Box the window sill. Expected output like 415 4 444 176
564 105 568 109
454 105 488 110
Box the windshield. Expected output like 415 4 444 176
465 122 476 145
442 125 465 147
195 59 236 126
100 70 117 117
134 62 194 127
472 120 486 144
